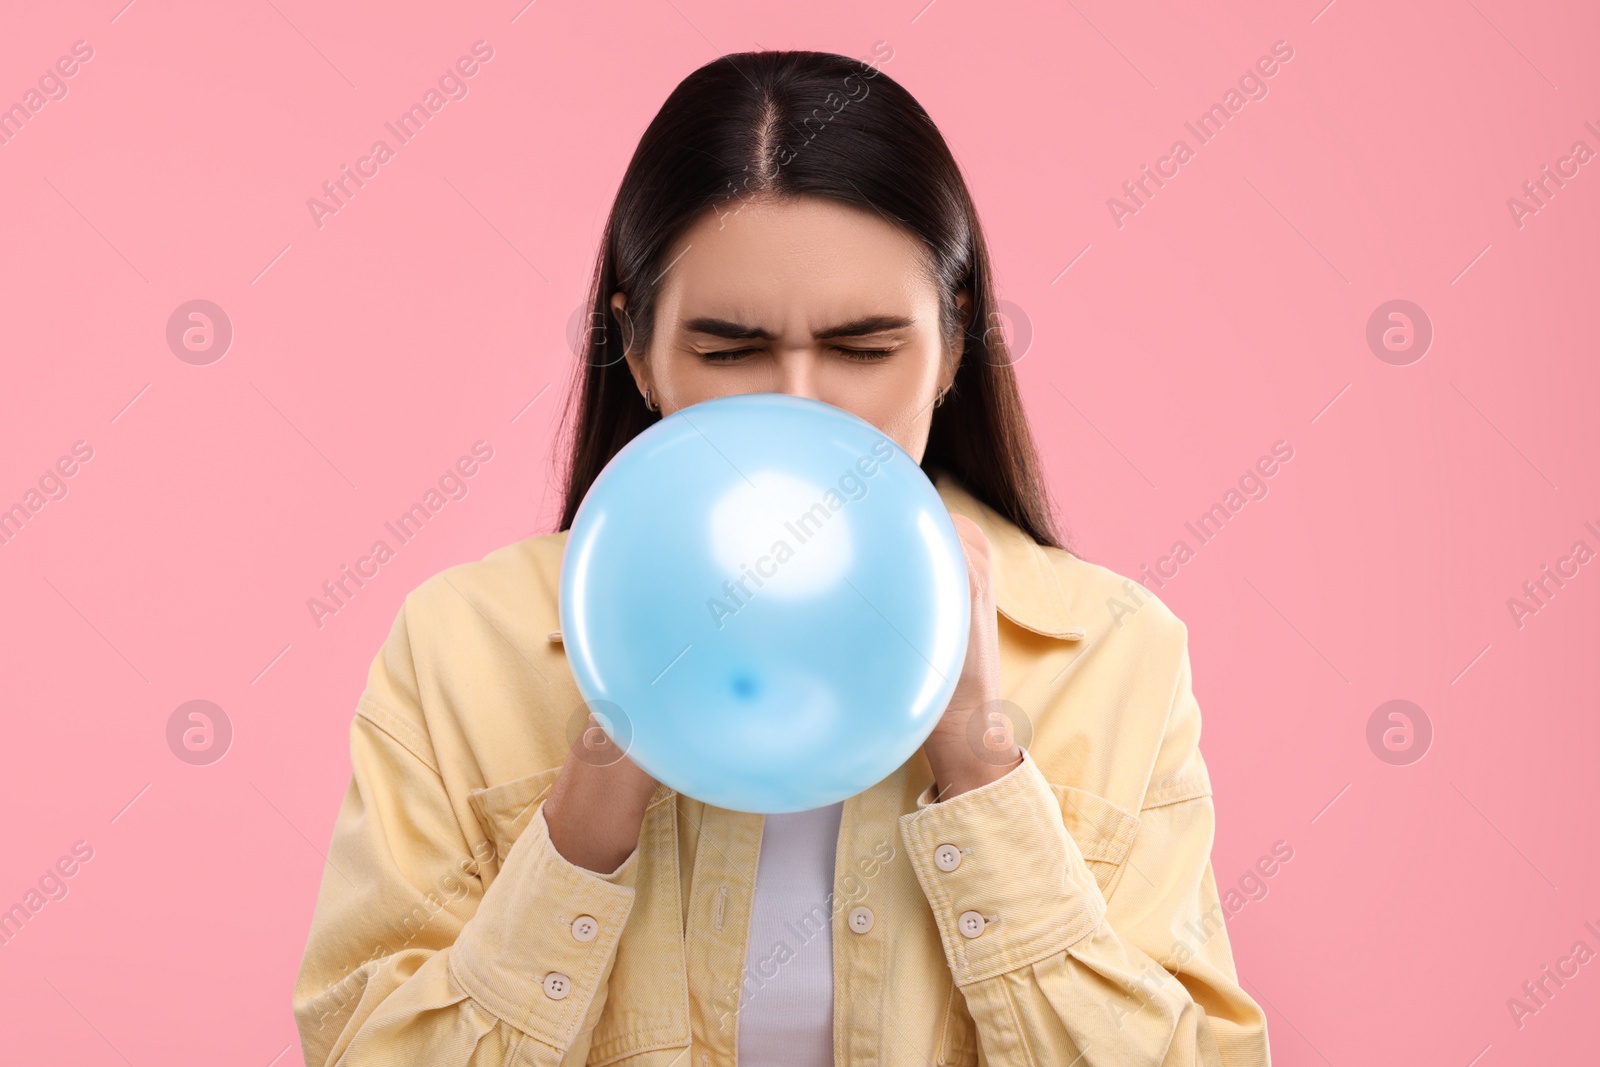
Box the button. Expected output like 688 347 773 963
934 844 963 872
848 906 875 934
571 915 598 942
958 910 986 938
543 972 571 1000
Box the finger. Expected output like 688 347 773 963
947 515 992 592
949 515 991 561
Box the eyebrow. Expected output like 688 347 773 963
681 314 915 341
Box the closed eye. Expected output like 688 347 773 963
698 348 760 362
698 346 896 363
836 346 895 362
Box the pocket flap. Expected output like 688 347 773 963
466 767 676 871
466 766 560 869
1046 782 1141 894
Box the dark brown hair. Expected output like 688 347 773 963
553 49 1067 551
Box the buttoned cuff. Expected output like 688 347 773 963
899 747 1107 985
450 802 638 1050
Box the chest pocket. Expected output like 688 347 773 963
466 770 693 1066
1046 782 1142 900
937 782 1140 1067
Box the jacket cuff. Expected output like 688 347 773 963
899 747 1107 985
449 802 638 1050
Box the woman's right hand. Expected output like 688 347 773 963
540 713 660 875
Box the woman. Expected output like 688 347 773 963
294 49 1271 1066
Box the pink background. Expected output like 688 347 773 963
2 0 1596 1063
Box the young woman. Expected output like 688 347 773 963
294 50 1271 1066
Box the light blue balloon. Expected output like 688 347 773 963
559 393 971 813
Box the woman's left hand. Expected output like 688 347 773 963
920 513 1024 802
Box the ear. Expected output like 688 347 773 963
943 288 973 390
611 291 650 394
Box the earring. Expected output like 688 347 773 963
644 388 657 412
933 385 950 408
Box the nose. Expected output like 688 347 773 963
770 349 823 402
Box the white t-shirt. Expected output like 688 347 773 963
736 800 845 1065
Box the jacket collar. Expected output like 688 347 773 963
931 467 1085 641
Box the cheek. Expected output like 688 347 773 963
838 351 941 454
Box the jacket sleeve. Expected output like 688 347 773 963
897 640 1271 1066
293 601 641 1067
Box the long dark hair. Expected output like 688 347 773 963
553 48 1067 551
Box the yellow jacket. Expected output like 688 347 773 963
293 468 1272 1066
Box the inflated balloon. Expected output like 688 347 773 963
559 393 971 813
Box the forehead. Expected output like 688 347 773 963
657 196 938 325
